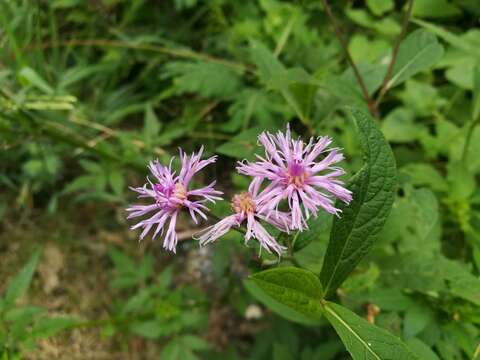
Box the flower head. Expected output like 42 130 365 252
126 147 222 252
237 126 352 230
196 179 289 256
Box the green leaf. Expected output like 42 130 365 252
366 0 394 16
400 163 448 192
440 258 480 305
180 335 209 351
406 338 440 360
320 109 396 297
163 61 242 98
268 68 319 125
123 288 151 314
30 317 76 339
157 265 173 291
444 58 476 89
143 103 162 145
412 18 480 57
403 303 434 339
322 301 419 360
412 0 462 18
58 64 108 90
346 9 401 36
109 247 135 269
131 320 163 339
249 41 317 125
224 89 276 132
160 336 199 360
4 306 45 322
18 67 54 94
380 187 441 254
384 252 480 306
157 126 186 146
250 40 284 82
62 175 97 194
447 162 475 200
108 248 152 289
381 108 419 143
388 29 444 88
217 127 262 160
349 35 390 63
244 267 323 325
4 250 41 309
325 64 387 112
399 80 446 117
108 169 124 196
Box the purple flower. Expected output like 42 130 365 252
237 126 352 230
195 180 289 256
126 147 222 252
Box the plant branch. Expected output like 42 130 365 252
17 39 251 74
374 0 415 110
321 0 375 116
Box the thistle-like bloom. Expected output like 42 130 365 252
237 126 352 230
196 180 289 256
126 147 222 253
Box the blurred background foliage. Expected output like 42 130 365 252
0 0 480 359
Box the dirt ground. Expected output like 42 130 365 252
0 204 261 359
0 204 172 359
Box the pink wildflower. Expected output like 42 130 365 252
195 179 289 256
126 147 222 252
237 126 352 230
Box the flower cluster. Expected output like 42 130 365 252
127 127 352 256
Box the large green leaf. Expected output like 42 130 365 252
244 267 323 325
322 301 419 360
388 29 444 88
3 250 41 309
320 109 396 297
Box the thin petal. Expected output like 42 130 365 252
194 214 241 246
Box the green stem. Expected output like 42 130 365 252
321 0 376 116
374 0 414 111
18 39 251 74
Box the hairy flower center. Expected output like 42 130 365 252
173 183 188 201
231 192 256 214
287 162 307 188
